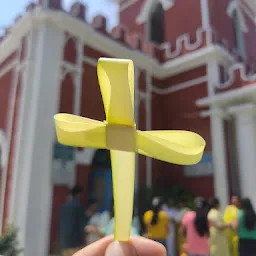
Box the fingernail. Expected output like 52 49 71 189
105 241 137 256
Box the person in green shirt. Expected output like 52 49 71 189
232 198 256 256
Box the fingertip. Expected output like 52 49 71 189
105 241 137 256
74 236 114 256
129 236 166 256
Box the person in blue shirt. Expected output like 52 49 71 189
59 186 89 256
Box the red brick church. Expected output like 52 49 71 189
0 0 256 254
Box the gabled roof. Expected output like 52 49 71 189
136 0 175 24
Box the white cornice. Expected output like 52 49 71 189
0 13 32 62
0 9 235 79
228 103 256 116
197 82 256 107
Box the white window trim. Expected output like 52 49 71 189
227 0 248 33
136 0 175 24
0 129 7 168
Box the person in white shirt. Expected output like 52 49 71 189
162 198 178 256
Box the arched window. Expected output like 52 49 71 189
232 9 245 56
149 2 165 44
91 149 111 170
227 0 247 58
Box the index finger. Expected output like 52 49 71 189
74 236 114 256
130 236 166 256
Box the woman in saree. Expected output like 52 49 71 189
208 198 231 256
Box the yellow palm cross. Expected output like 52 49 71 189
54 58 205 241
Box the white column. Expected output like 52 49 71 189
200 0 210 30
145 73 152 187
228 103 256 208
207 58 229 208
11 23 64 256
210 108 229 209
74 39 83 116
134 67 139 191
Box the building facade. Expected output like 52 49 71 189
0 0 255 254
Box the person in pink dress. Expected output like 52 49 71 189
179 197 210 256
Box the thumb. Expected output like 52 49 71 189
105 241 137 256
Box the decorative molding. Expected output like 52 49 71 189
62 61 80 79
0 43 21 231
228 103 256 116
145 72 152 187
0 60 18 78
152 76 207 95
200 0 210 29
136 0 175 24
83 56 97 67
240 1 256 24
48 11 223 67
0 8 235 78
160 28 210 60
134 67 139 191
120 0 140 12
243 0 256 22
200 108 228 119
0 11 34 64
215 63 256 89
74 39 83 116
227 0 248 33
7 29 38 231
197 81 256 107
0 129 7 168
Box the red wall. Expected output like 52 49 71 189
119 0 202 44
164 0 202 43
209 0 235 49
119 0 145 35
152 66 214 198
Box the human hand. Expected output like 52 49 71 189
74 235 166 256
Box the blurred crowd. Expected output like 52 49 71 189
59 186 256 256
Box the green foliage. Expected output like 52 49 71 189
0 225 22 256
